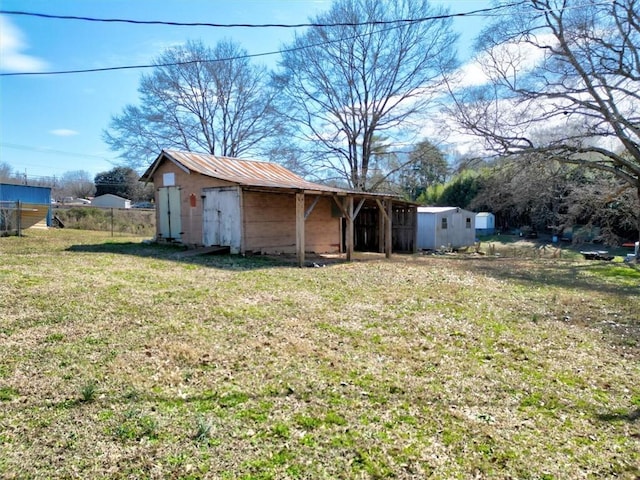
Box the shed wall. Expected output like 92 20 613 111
475 213 495 234
243 191 340 254
418 210 476 249
417 213 437 249
152 161 232 245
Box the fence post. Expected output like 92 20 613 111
111 208 114 237
16 200 21 236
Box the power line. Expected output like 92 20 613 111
0 142 116 161
0 4 524 29
0 2 527 77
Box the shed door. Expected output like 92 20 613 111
158 187 181 241
203 187 241 253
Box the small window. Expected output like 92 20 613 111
441 218 448 229
466 217 471 229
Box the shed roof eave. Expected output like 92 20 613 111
140 149 191 183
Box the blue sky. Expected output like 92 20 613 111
0 0 491 181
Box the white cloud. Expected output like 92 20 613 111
49 129 79 137
0 16 48 72
452 35 552 90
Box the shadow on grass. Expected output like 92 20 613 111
458 256 640 297
596 408 640 423
65 241 346 270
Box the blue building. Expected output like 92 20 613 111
0 183 52 230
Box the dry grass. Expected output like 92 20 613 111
1 229 638 479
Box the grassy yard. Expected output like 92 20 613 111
1 229 638 479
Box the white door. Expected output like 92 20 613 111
203 187 241 253
158 187 181 241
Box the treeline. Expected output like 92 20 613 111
420 156 639 245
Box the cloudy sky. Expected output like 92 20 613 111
0 0 493 180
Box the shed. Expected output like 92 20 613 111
417 206 476 250
140 150 417 266
91 194 131 209
475 212 496 235
0 183 52 232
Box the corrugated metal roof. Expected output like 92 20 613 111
142 149 348 194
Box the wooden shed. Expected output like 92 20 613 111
417 206 476 250
140 150 417 266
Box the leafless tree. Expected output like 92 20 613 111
448 0 640 240
57 170 96 200
276 0 457 191
0 162 14 183
104 40 279 169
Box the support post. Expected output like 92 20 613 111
375 199 392 258
16 200 22 236
296 192 305 268
378 207 385 253
385 200 392 258
346 196 354 262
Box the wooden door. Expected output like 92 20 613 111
203 187 241 253
158 187 181 241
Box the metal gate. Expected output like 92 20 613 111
203 187 241 253
158 186 181 241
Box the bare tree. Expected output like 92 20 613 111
448 0 640 240
58 170 96 200
276 0 457 191
0 162 14 183
104 40 279 169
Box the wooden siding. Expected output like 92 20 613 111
353 203 416 253
152 161 233 245
242 191 340 254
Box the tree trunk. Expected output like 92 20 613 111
637 186 640 245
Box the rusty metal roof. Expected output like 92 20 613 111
140 150 419 206
141 149 348 194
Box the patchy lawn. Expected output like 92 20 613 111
1 229 638 479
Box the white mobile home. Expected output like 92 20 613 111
417 206 476 250
475 212 496 235
91 194 131 209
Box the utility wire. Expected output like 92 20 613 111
0 3 526 29
0 2 527 77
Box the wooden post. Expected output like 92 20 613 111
16 200 21 236
346 196 354 262
296 192 305 268
412 206 418 253
385 200 392 258
378 207 385 253
375 199 393 258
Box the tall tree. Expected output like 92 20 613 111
94 167 144 201
104 40 278 169
276 0 457 191
399 140 449 200
58 170 95 199
448 0 640 240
